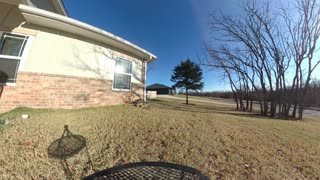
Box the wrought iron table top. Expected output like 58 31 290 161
83 161 209 180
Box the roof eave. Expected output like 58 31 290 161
51 0 68 16
18 4 157 62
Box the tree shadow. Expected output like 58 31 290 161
47 125 96 179
21 24 147 105
219 112 271 119
0 86 3 99
65 42 144 104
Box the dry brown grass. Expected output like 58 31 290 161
0 98 319 179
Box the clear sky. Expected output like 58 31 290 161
62 0 241 91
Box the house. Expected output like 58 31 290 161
146 83 175 95
0 0 156 113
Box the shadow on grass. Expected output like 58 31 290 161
221 112 271 119
47 125 96 179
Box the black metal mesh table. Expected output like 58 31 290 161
83 161 209 180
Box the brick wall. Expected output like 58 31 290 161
0 72 143 113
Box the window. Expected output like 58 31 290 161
113 58 132 90
0 33 28 84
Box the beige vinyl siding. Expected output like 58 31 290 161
23 30 144 84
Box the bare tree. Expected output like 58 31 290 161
281 0 320 120
203 0 320 120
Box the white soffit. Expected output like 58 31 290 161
18 4 157 62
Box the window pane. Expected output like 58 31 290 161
0 36 25 57
115 59 132 74
0 58 20 83
113 73 131 90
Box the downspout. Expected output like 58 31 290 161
18 21 27 28
143 56 152 102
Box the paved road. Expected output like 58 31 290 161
156 95 320 119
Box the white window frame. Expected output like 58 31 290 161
112 57 132 91
0 32 33 86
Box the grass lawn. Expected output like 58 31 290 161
0 98 319 179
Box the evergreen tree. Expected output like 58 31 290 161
171 59 204 104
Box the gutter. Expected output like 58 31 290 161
18 4 157 62
143 56 153 102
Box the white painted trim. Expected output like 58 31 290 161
0 55 20 60
18 4 157 62
0 82 16 86
112 88 132 92
0 31 34 85
143 62 147 102
18 35 34 71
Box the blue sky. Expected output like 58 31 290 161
63 0 242 91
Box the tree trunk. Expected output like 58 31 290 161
186 88 189 104
270 101 275 117
246 97 249 111
259 100 263 115
239 96 244 111
284 104 291 120
298 104 304 120
278 104 282 119
292 103 297 119
234 95 239 110
263 100 268 116
249 87 254 112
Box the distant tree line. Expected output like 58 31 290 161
202 0 320 120
179 91 234 99
179 80 320 108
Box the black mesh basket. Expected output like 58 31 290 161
83 161 209 180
